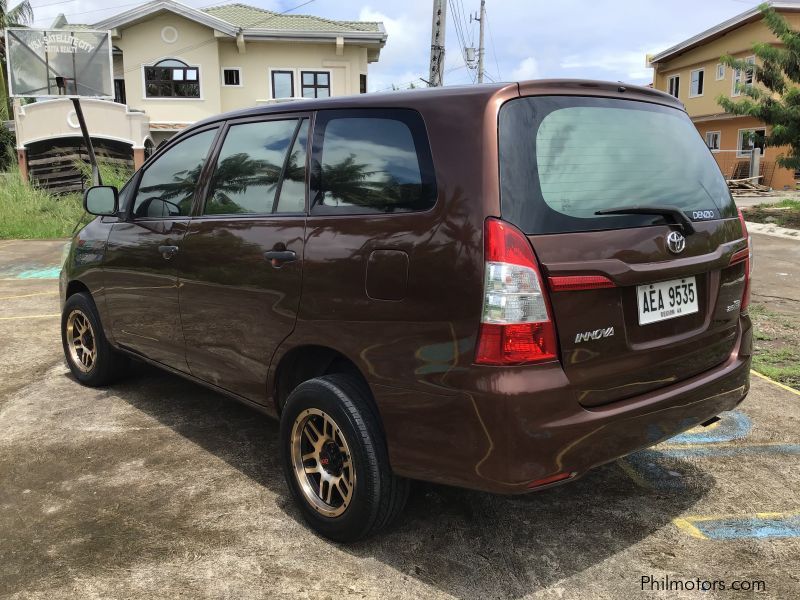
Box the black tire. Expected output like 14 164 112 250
279 373 409 542
61 292 128 387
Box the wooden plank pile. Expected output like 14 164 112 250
726 176 772 195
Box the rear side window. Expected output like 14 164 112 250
204 119 304 215
498 96 736 234
310 109 436 214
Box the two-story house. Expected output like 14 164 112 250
13 0 386 191
649 0 800 190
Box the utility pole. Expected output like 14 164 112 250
429 0 447 86
476 0 486 83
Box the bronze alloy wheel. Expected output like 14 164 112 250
290 408 356 517
65 309 97 373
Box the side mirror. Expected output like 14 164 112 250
83 185 119 216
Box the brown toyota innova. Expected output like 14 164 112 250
61 80 752 541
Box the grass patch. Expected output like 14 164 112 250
741 198 800 229
0 162 133 240
749 302 800 390
0 171 87 239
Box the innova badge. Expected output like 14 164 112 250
666 231 686 254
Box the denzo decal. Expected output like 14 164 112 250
575 327 615 344
691 210 717 220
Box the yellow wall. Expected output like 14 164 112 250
217 41 367 112
652 13 800 116
115 13 223 122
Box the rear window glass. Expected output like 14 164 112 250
498 96 736 234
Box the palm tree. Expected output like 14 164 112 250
0 0 34 120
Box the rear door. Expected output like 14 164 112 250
178 115 309 402
498 95 748 406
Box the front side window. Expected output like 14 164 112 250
690 68 704 97
204 119 302 215
144 59 200 98
498 96 736 235
310 109 437 214
301 71 330 98
667 75 680 98
132 128 218 218
271 70 294 99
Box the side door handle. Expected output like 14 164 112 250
158 245 179 260
264 250 297 268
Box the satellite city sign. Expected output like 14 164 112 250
5 28 114 99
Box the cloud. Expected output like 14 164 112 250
511 57 540 81
561 51 654 82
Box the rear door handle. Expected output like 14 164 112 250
158 245 179 260
264 250 297 267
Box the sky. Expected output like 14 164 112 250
17 0 774 92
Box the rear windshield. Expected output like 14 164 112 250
498 96 737 234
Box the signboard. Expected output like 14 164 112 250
5 28 114 98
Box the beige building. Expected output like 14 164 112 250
649 0 800 190
14 0 386 190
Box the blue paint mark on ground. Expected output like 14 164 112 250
693 514 800 540
15 267 61 279
669 411 752 444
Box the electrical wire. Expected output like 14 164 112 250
485 10 502 81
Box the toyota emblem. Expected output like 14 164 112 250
666 231 686 254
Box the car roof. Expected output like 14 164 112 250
190 79 683 129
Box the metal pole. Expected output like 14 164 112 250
750 147 762 181
71 98 102 187
477 0 486 83
429 0 447 87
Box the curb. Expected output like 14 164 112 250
745 221 800 241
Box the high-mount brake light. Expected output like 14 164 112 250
475 218 559 365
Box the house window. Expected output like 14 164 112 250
222 68 241 87
360 74 367 94
738 128 766 157
144 59 200 98
667 75 680 98
114 79 126 104
732 56 755 97
705 131 720 152
301 71 330 98
271 70 294 99
716 63 725 80
690 68 704 97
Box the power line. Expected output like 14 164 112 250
448 0 475 82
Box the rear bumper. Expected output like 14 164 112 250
374 316 752 494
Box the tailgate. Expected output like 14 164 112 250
531 221 747 406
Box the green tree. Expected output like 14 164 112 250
718 2 800 170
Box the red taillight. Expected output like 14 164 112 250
475 218 559 365
736 209 752 310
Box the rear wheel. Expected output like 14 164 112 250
279 374 409 542
61 292 128 386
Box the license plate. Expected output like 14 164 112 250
637 276 699 325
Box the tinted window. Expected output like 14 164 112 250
204 119 298 215
310 109 436 214
498 96 736 234
274 119 308 213
132 128 217 218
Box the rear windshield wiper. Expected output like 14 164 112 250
595 205 695 235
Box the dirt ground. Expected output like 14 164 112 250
0 237 798 599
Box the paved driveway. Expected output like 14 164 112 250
0 238 798 599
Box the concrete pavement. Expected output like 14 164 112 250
0 238 798 599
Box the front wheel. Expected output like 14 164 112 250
279 374 409 542
61 292 128 386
